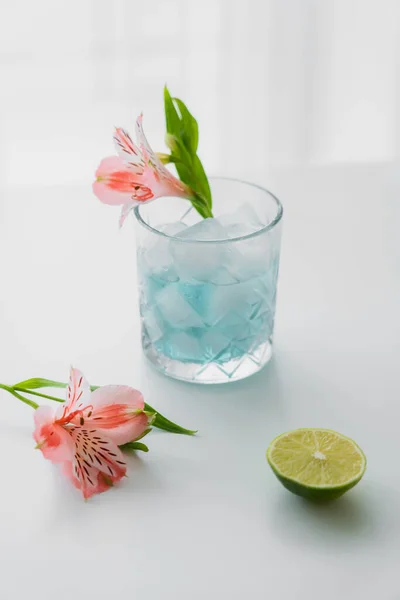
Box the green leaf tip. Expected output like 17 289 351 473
121 441 149 453
144 402 197 436
164 86 181 137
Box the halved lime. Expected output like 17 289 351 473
266 428 366 501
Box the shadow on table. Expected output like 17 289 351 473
269 486 383 546
143 354 287 429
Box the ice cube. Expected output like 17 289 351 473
212 203 271 279
161 221 189 236
140 221 187 282
217 202 265 238
141 307 164 343
211 279 260 322
156 283 205 328
165 205 272 284
176 218 229 241
163 331 203 362
228 235 271 281
222 206 276 279
171 218 230 281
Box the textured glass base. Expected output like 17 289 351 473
143 337 273 384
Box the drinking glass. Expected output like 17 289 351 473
134 177 283 384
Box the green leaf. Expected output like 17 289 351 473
165 136 211 217
164 86 181 138
14 378 67 390
163 86 213 219
173 97 199 154
144 402 197 435
190 155 212 210
154 415 198 435
121 441 149 453
166 134 192 165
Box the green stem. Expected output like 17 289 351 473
191 194 214 219
0 384 38 409
13 387 64 403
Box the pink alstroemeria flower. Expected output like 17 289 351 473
33 367 151 499
93 114 191 227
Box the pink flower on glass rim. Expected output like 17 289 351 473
33 367 151 499
93 114 192 227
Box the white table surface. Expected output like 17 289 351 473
1 162 400 598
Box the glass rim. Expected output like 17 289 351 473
133 176 283 244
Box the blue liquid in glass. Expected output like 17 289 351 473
140 268 277 365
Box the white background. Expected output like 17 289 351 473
1 1 400 598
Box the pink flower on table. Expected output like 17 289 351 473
33 367 151 499
93 114 192 227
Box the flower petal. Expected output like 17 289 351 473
62 460 113 498
95 155 127 178
93 179 129 206
33 407 75 464
94 156 138 206
118 186 155 228
135 114 190 197
61 460 81 490
135 113 164 170
65 367 91 413
34 405 55 428
94 156 153 210
98 412 150 446
91 385 145 409
113 127 145 174
87 385 148 445
68 426 127 499
119 202 134 227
